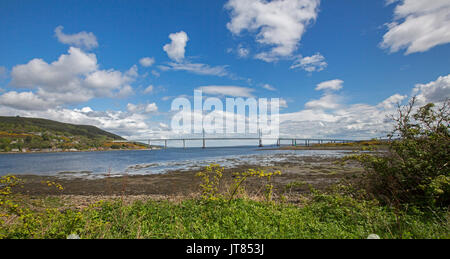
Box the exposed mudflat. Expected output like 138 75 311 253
15 155 364 197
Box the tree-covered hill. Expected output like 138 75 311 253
0 116 148 152
0 116 124 140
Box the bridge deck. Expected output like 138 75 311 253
117 137 358 149
133 138 355 142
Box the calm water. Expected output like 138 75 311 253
0 147 350 178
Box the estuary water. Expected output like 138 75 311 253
0 147 350 178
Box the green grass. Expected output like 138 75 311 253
2 194 448 239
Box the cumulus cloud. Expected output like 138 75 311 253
127 102 158 114
160 31 230 78
163 31 189 62
197 86 255 98
11 47 98 89
139 57 155 67
3 47 137 109
315 79 344 91
54 26 98 50
143 85 154 94
225 0 320 62
0 91 51 111
381 0 450 55
0 104 160 139
279 74 450 139
305 93 342 110
290 53 327 72
412 74 450 104
378 93 407 109
279 94 402 139
237 46 250 58
227 45 250 58
117 85 135 98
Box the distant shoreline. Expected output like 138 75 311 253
265 145 388 151
0 147 162 155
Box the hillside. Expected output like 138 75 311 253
0 116 148 152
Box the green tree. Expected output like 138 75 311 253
348 97 449 208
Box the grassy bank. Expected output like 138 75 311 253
1 193 448 239
1 160 448 239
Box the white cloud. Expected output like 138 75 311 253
126 65 138 78
0 105 157 139
163 31 189 62
225 0 320 62
5 47 137 109
126 103 139 113
84 69 129 91
305 93 342 110
164 62 228 77
54 26 98 50
80 107 93 113
11 47 98 89
412 74 450 104
151 70 160 77
197 86 255 98
143 85 154 94
0 91 51 111
139 57 155 67
159 122 169 129
290 53 327 72
237 45 250 58
127 102 158 114
381 0 450 55
378 93 407 109
315 79 344 91
145 103 158 113
117 85 135 98
262 84 276 91
279 94 402 139
279 74 450 139
279 98 288 108
161 31 231 78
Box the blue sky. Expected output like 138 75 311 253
0 0 449 140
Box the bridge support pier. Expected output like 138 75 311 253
164 140 167 149
183 139 186 149
202 129 206 149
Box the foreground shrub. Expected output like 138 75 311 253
346 98 449 208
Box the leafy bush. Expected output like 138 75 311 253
346 98 449 208
196 164 282 202
196 164 224 200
